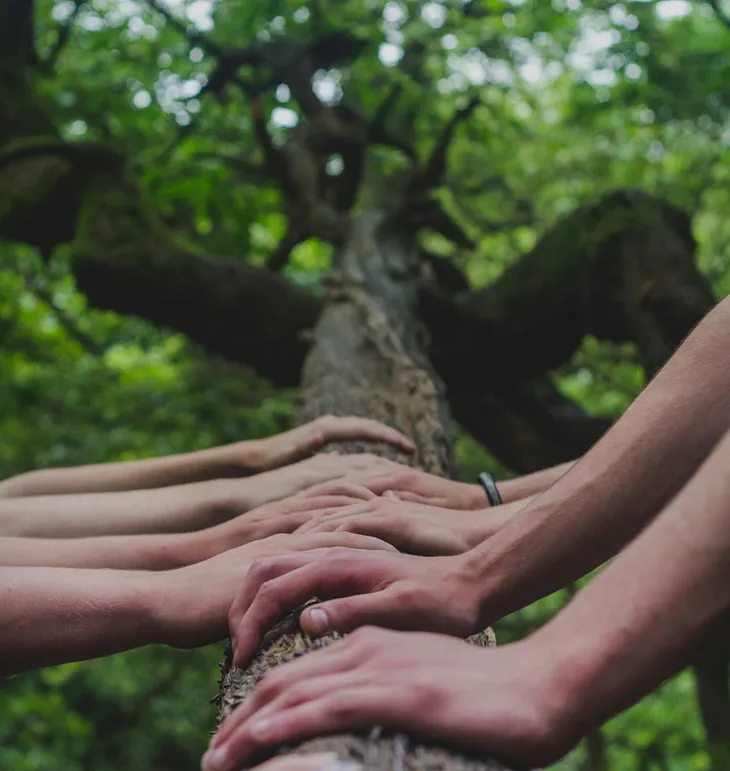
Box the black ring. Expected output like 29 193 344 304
478 472 502 507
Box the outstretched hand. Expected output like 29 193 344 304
295 497 496 555
251 416 415 471
158 531 396 651
227 547 484 668
203 628 575 771
298 466 485 510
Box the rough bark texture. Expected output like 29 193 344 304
216 213 510 771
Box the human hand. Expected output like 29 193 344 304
295 497 496 555
299 466 485 510
203 628 574 771
202 494 375 558
156 532 396 650
246 453 401 510
228 547 485 668
250 416 415 471
235 753 359 771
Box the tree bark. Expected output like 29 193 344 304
217 212 510 771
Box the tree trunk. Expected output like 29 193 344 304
217 211 509 771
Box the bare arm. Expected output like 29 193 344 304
496 460 575 504
0 532 393 678
528 422 730 748
0 445 248 498
0 493 373 569
0 480 236 538
0 417 413 499
0 454 393 539
472 294 730 623
0 566 163 676
210 427 730 771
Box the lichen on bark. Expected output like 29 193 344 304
215 210 509 771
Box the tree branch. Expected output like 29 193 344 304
413 95 480 192
267 225 308 272
41 0 85 71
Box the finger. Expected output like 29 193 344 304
332 518 406 548
212 687 413 768
322 418 415 453
299 587 409 637
299 483 376 502
293 495 370 511
227 551 319 653
231 553 377 667
390 491 432 504
296 532 397 553
295 502 382 535
203 750 344 771
234 669 377 736
213 648 362 747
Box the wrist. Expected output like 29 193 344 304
458 540 515 629
136 572 181 647
464 483 490 510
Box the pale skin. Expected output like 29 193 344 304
0 531 395 678
0 415 415 498
0 494 372 570
208 396 730 771
227 294 730 659
0 454 395 539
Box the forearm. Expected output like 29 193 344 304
471 296 730 621
0 530 212 570
0 480 241 538
0 442 260 498
0 567 167 676
497 461 575 504
532 428 730 741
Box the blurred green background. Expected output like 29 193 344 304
2 0 730 768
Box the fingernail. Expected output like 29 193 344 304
326 762 363 771
201 746 229 771
250 718 272 740
304 753 339 764
306 608 330 634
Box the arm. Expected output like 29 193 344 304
496 460 574 503
471 293 730 623
225 295 730 659
297 495 535 555
298 462 573 510
0 454 394 538
0 566 164 676
208 425 730 771
0 531 394 678
0 493 377 569
0 416 414 498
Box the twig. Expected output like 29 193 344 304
417 95 480 191
42 0 85 70
267 225 308 271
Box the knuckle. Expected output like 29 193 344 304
248 557 275 583
393 581 424 608
409 678 446 708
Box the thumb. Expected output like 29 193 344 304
300 591 400 636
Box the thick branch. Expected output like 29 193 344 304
423 190 714 384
